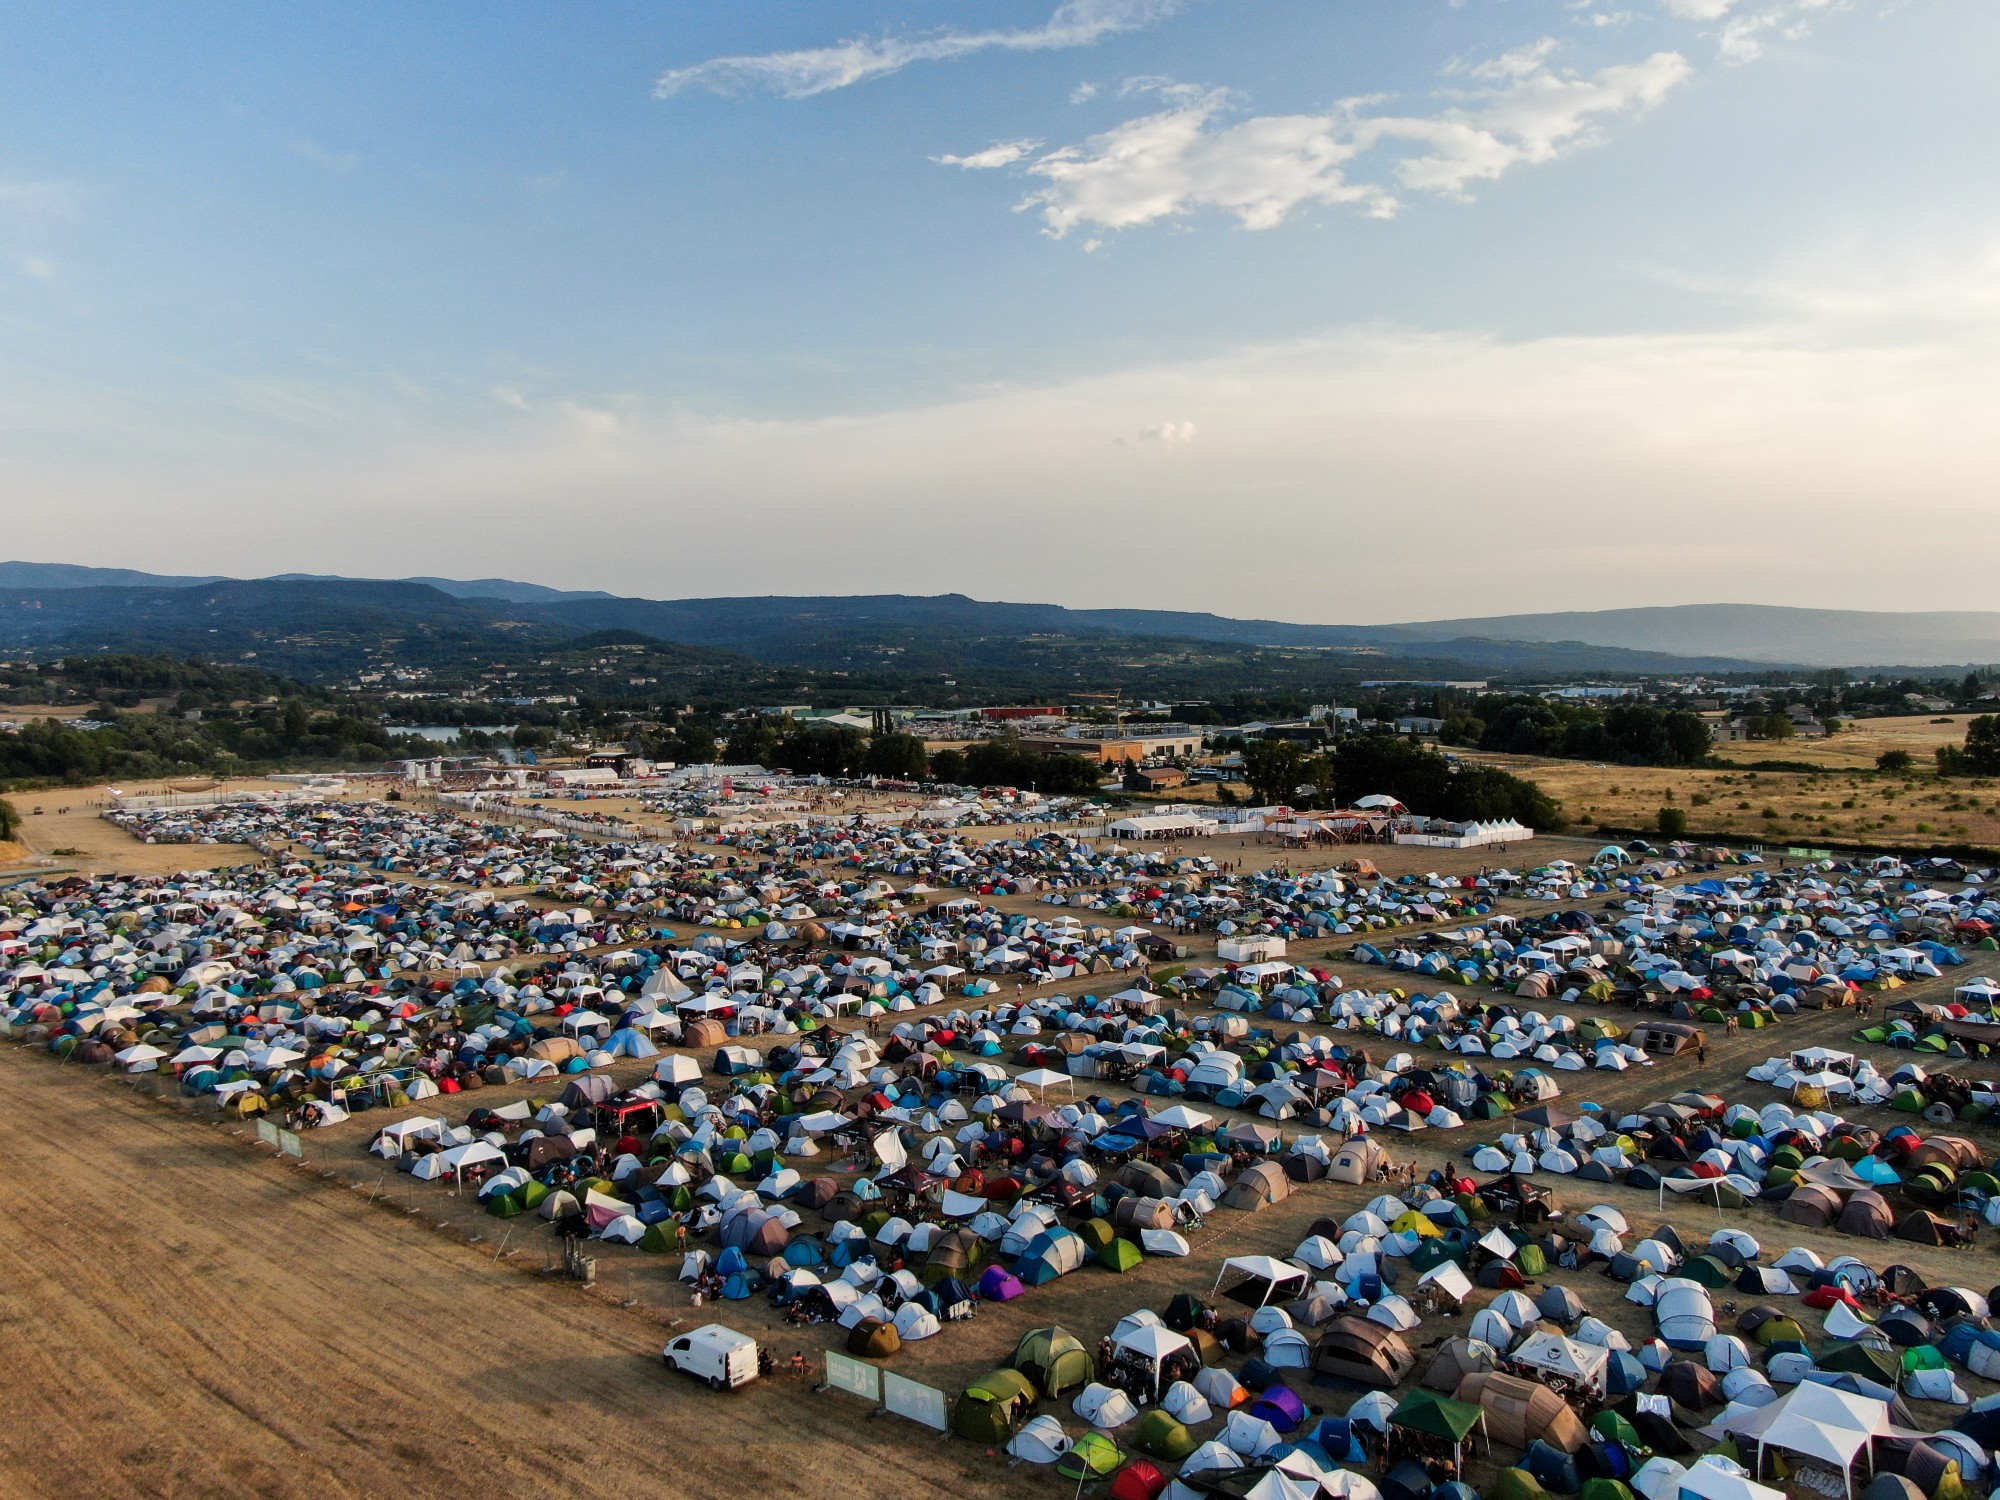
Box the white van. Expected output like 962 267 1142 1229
662 1325 759 1391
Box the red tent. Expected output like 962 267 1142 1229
1110 1461 1168 1500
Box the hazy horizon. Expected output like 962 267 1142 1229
3 3 1994 618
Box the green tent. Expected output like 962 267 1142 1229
1409 1240 1460 1273
1132 1410 1197 1461
1493 1470 1549 1500
1076 1219 1116 1252
1056 1433 1123 1482
640 1220 685 1253
1820 1342 1899 1382
1097 1238 1143 1274
485 1192 523 1218
1682 1255 1732 1288
952 1369 1038 1442
1750 1316 1806 1347
1902 1344 1948 1372
1515 1243 1548 1276
1013 1328 1094 1397
1390 1389 1484 1448
1592 1411 1641 1447
1582 1482 1634 1500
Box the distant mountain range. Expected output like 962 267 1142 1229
0 561 1992 674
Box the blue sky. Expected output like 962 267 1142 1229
2 1 1994 620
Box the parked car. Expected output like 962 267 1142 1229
663 1325 759 1391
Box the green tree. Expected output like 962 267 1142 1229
1963 671 1984 702
863 732 930 780
0 796 17 842
1756 713 1795 741
1875 749 1913 774
1241 739 1308 806
281 699 309 744
1657 806 1688 838
724 716 784 766
927 747 966 784
1938 715 2000 776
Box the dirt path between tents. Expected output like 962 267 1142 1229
0 1049 1045 1500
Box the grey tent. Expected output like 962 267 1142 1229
1422 1337 1498 1394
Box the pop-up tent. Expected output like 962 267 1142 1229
1214 1254 1311 1307
1708 1380 1927 1498
1390 1389 1487 1470
1111 1322 1194 1400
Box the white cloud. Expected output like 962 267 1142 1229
1661 0 1843 63
1009 42 1689 237
1140 420 1196 444
655 0 1183 100
19 256 54 280
1070 82 1100 103
934 140 1040 170
1461 39 1562 81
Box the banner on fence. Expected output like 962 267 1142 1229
256 1119 280 1146
823 1352 881 1402
278 1130 304 1158
881 1372 948 1432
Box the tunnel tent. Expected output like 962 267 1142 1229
1313 1317 1417 1389
953 1368 1038 1441
1014 1326 1095 1397
1456 1372 1589 1453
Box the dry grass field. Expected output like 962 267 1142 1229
1462 717 2000 852
2 778 305 876
0 1049 1048 1500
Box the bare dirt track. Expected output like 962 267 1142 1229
0 1049 1042 1500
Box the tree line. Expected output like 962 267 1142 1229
1237 732 1566 831
1441 696 1714 767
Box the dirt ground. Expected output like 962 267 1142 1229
0 1048 1049 1500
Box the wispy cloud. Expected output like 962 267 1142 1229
934 140 1041 170
654 0 1184 100
998 41 1689 238
289 139 359 173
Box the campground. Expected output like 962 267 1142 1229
6 797 2000 1500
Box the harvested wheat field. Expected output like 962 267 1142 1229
0 1049 1043 1500
1461 738 2000 852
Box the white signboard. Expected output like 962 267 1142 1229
823 1351 881 1402
881 1372 948 1432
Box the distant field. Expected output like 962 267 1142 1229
1464 716 2000 852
